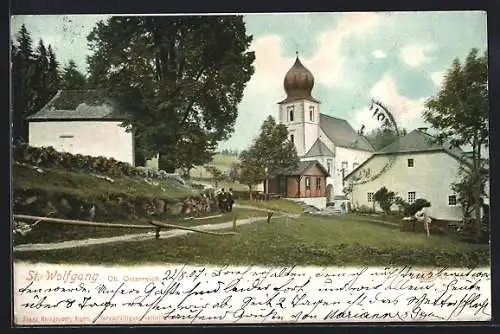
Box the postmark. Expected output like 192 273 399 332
349 99 401 185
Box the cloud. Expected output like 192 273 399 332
310 12 386 87
371 50 387 58
400 43 434 67
351 74 428 133
430 70 446 87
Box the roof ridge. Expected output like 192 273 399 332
320 113 347 122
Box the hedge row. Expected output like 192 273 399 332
12 143 185 184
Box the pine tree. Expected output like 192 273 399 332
12 24 37 142
61 59 86 90
33 39 50 112
46 45 61 97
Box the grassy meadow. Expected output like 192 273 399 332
14 214 489 267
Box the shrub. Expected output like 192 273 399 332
373 186 395 214
355 205 375 214
406 198 431 216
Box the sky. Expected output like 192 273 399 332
11 11 488 151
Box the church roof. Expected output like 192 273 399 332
285 160 330 177
304 139 334 157
27 90 131 121
278 56 320 104
319 114 375 152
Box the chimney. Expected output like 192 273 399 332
418 127 428 133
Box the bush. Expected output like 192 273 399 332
354 205 375 214
373 186 395 214
406 198 431 216
457 205 490 244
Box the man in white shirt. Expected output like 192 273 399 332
415 205 432 238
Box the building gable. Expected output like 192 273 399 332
304 139 335 157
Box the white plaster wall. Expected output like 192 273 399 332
302 100 320 155
279 102 306 156
348 151 464 221
289 196 327 209
29 121 134 165
327 147 373 196
145 154 159 170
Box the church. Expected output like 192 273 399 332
271 55 375 208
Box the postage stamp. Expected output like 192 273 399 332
10 11 490 326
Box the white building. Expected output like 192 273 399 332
344 128 471 221
27 90 135 165
277 56 375 204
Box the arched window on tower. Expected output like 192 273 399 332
309 106 315 121
287 105 295 122
290 134 294 143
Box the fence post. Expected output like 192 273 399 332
232 214 237 231
155 226 161 239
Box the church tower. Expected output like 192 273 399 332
278 54 320 157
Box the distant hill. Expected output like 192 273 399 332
189 153 239 179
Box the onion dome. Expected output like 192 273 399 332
280 54 319 103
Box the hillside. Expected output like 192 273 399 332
13 163 199 223
189 153 239 179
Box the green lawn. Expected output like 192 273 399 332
14 214 489 267
237 199 304 214
13 163 196 201
13 208 266 246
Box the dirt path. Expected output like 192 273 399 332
13 206 300 252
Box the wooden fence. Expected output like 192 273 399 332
13 214 238 239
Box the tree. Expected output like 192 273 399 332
86 16 255 172
365 127 407 151
236 147 266 199
452 163 489 219
204 165 226 188
46 45 61 97
61 59 86 90
32 39 61 112
373 186 395 214
11 24 37 142
423 48 488 241
240 116 299 196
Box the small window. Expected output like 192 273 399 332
59 135 74 139
341 161 348 171
290 134 294 143
327 159 332 174
287 105 295 121
448 195 457 206
316 177 321 190
408 191 416 204
309 106 315 121
353 162 359 170
305 177 311 190
368 192 374 202
407 159 414 167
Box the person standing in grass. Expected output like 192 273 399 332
226 188 235 212
217 188 227 213
415 203 432 238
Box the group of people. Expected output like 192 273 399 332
216 188 234 213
